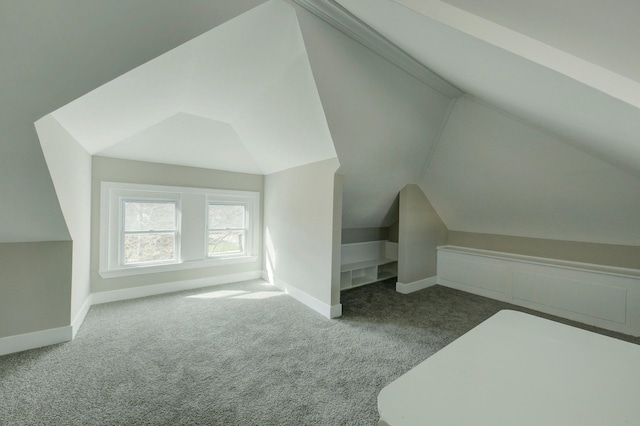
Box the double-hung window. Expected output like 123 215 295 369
121 200 178 265
207 203 248 257
100 181 259 278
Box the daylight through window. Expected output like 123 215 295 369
100 182 260 278
208 203 247 257
122 200 177 265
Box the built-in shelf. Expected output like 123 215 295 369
340 241 398 291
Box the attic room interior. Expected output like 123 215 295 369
2 0 640 424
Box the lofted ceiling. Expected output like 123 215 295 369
301 0 640 245
48 0 336 176
441 0 640 84
336 0 640 178
4 0 640 246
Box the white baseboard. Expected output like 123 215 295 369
92 270 263 305
71 294 93 338
0 326 72 357
268 274 342 319
330 303 343 318
396 276 438 294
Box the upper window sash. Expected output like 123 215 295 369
119 199 179 267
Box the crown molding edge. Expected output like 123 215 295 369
292 0 463 98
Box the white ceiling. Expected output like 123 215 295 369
441 0 640 84
7 0 640 243
337 0 640 177
50 0 336 175
99 113 262 174
421 97 640 245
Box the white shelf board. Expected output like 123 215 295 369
341 257 397 272
352 276 377 287
377 271 397 281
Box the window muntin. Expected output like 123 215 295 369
207 203 247 257
100 181 259 278
121 200 178 265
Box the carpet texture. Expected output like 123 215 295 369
1 280 638 425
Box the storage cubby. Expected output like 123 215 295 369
340 241 398 291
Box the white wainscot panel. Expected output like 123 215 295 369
438 253 508 300
512 270 626 324
436 246 640 336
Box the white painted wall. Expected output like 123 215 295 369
35 115 92 327
421 97 640 246
91 156 264 294
0 242 72 338
397 184 447 285
293 3 452 228
331 174 344 306
264 158 341 316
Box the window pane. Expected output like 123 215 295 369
208 231 245 256
124 202 176 231
123 232 176 264
208 204 245 229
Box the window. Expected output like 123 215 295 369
121 200 178 265
207 203 247 257
100 182 260 278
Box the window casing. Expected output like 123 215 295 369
120 199 178 266
100 182 259 278
207 203 248 258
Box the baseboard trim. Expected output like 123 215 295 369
396 276 438 294
1 271 263 356
92 270 263 305
71 294 93 338
268 274 341 319
0 326 72 357
330 303 343 318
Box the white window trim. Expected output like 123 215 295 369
100 182 260 279
206 202 252 259
120 198 180 267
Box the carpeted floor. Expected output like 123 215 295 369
1 280 638 425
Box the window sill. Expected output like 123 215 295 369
99 255 259 279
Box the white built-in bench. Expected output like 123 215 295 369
341 241 398 291
437 245 640 336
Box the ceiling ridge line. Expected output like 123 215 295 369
416 96 458 185
292 0 463 99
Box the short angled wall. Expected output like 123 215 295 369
0 327 73 357
263 159 340 317
437 246 640 336
1 271 263 356
0 241 72 342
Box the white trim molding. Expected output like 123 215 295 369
396 276 438 294
437 246 640 337
92 271 263 305
293 0 462 98
0 326 72 357
71 295 93 338
99 181 261 279
268 273 342 319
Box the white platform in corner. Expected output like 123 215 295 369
378 310 640 426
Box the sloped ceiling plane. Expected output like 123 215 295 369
33 0 640 246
